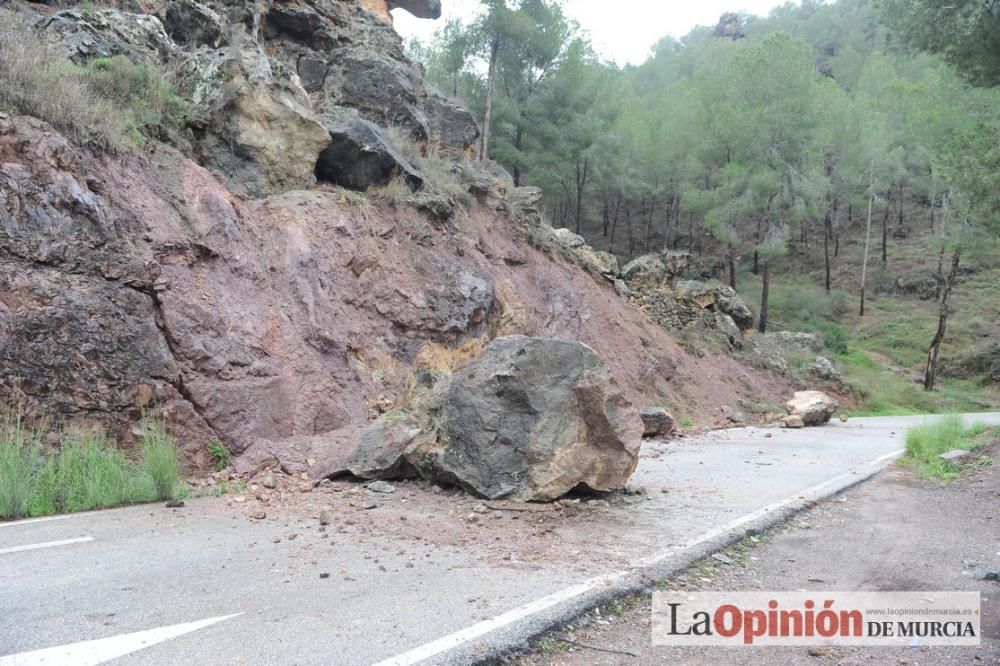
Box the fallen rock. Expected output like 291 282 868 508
781 415 805 429
963 560 1000 581
640 406 675 439
784 390 839 426
724 406 747 424
939 449 972 464
711 553 734 565
310 416 421 481
407 336 642 501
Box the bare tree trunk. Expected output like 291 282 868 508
608 193 622 253
859 190 875 317
727 248 737 290
824 209 832 293
758 258 771 334
512 124 523 186
574 158 588 235
934 193 950 300
625 203 634 259
644 196 655 252
478 31 500 163
924 248 961 391
880 183 894 265
662 190 676 251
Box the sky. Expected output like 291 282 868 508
393 0 793 67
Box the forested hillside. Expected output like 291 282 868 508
410 0 1000 412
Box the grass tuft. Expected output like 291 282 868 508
139 417 182 502
0 419 34 520
903 415 992 480
0 414 185 520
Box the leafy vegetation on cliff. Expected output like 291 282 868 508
0 10 186 152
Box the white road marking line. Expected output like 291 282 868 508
0 537 94 555
372 448 905 666
0 514 77 528
0 613 242 666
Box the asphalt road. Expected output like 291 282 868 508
2 413 998 666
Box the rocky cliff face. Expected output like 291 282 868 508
0 0 799 468
34 0 475 197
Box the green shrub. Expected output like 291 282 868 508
809 319 849 354
82 56 188 142
207 440 231 472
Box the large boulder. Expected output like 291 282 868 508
314 108 423 191
784 390 839 426
408 336 642 501
307 412 422 481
